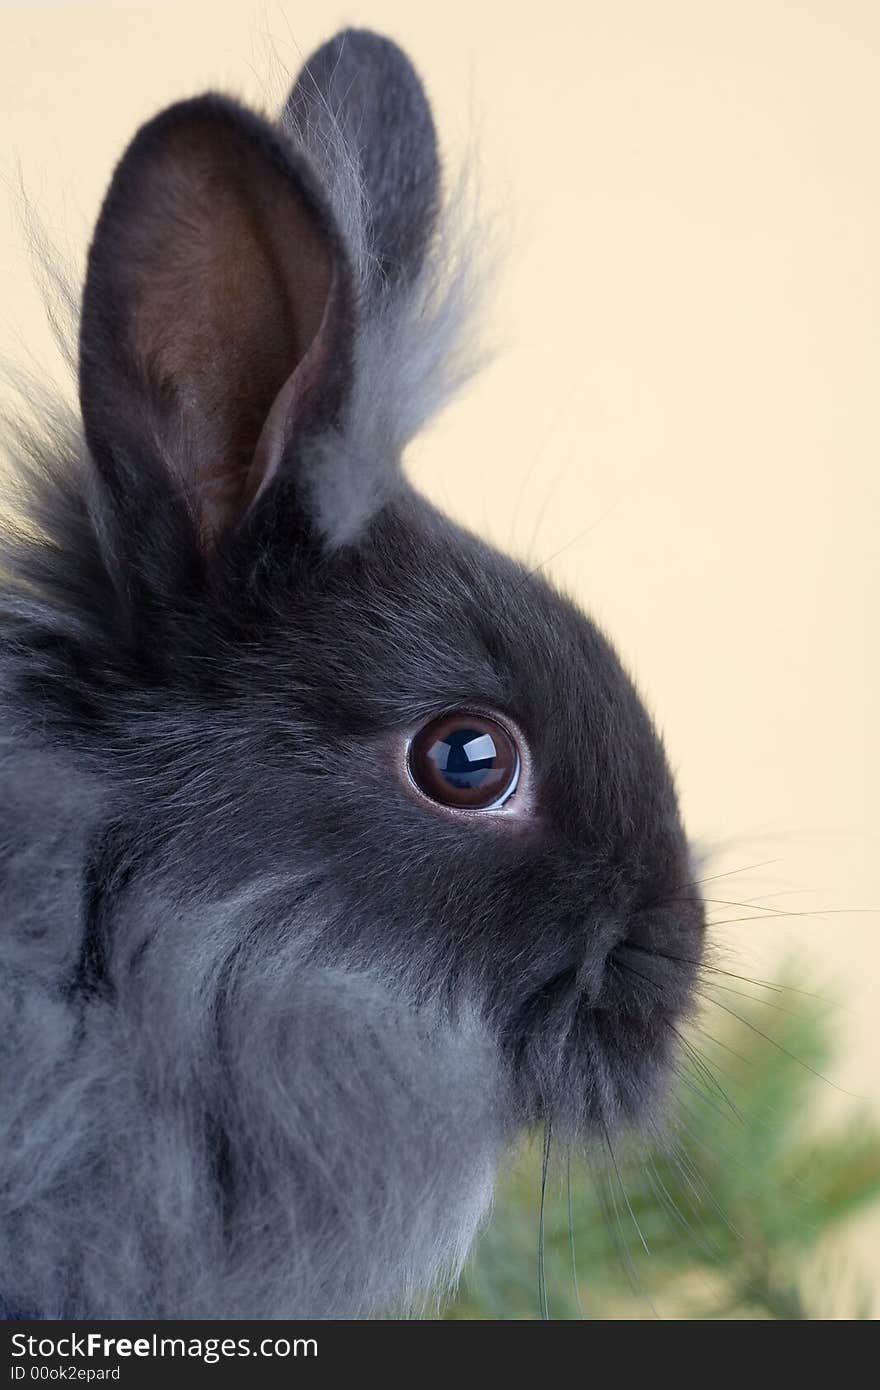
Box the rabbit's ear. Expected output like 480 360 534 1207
79 95 353 555
284 29 440 298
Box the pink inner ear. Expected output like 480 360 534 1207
117 118 335 546
242 263 341 519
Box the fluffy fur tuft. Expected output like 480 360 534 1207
282 30 491 546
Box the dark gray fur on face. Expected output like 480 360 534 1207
0 29 704 1318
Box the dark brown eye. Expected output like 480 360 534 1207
407 713 520 810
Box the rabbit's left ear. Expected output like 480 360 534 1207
79 95 353 555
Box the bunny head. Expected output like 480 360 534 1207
0 30 704 1317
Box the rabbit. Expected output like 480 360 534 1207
0 28 705 1319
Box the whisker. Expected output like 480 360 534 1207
701 896 805 915
696 963 785 995
697 961 784 995
677 859 785 892
705 898 879 920
648 1125 704 1209
690 1020 753 1067
602 1120 650 1255
708 908 878 927
655 893 809 921
670 1052 740 1127
661 1122 743 1239
589 1149 655 1312
693 981 808 1018
652 1118 743 1244
703 995 866 1100
537 1118 552 1320
621 941 838 1006
642 1140 722 1259
671 1026 743 1123
567 1152 585 1319
699 969 844 1009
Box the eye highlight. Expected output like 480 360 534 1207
407 713 520 811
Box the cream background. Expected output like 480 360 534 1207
1 0 878 1307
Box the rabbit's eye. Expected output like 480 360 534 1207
407 713 520 811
